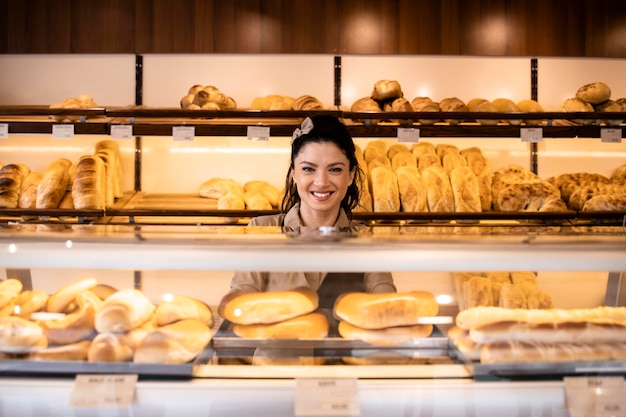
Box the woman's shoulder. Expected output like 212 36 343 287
248 213 287 227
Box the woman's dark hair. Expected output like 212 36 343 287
281 115 363 218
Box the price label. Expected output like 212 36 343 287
565 376 626 417
0 123 8 138
52 124 75 139
69 374 137 407
172 126 195 141
247 125 270 141
110 125 133 139
601 128 622 143
521 127 543 143
294 378 359 416
397 127 421 143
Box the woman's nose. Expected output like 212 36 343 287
314 171 328 185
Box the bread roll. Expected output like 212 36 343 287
155 294 213 327
36 158 72 209
243 191 273 210
439 97 467 125
19 171 43 209
576 81 611 104
370 166 400 212
292 95 324 111
88 333 133 362
391 151 417 171
72 155 106 210
474 101 499 126
28 340 91 361
0 163 30 208
338 320 433 347
449 166 482 212
389 97 414 125
560 98 594 125
411 97 440 125
39 290 101 345
421 166 454 212
0 278 23 313
492 98 522 125
333 291 439 330
371 80 403 101
611 164 626 184
46 277 97 313
350 97 382 124
219 287 318 325
582 194 626 211
516 99 544 126
95 289 155 333
232 312 329 339
411 142 436 157
217 192 245 210
133 319 212 364
0 316 47 353
243 180 280 207
198 178 243 199
395 165 428 212
14 290 48 318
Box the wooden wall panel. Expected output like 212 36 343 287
0 0 625 57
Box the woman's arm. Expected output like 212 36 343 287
364 272 397 293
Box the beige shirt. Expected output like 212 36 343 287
226 204 397 295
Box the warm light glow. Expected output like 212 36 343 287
436 294 453 305
162 293 174 302
169 147 289 155
8 244 16 253
234 308 242 317
65 240 73 248
13 305 21 315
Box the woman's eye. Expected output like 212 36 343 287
302 166 314 172
330 167 343 173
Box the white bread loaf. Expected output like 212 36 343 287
338 320 433 347
133 319 212 364
219 287 318 325
0 163 30 208
19 171 43 209
72 155 106 210
36 158 71 209
232 312 329 339
95 289 155 333
395 165 428 212
370 166 400 212
333 291 439 330
449 166 482 212
479 340 622 364
155 294 213 327
421 165 454 212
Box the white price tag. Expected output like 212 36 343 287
52 124 75 139
69 374 137 407
172 126 195 141
565 376 626 417
294 378 359 416
521 127 543 143
247 125 270 141
0 123 8 138
397 127 421 143
601 128 622 143
110 125 133 139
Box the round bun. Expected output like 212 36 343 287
372 80 403 101
576 81 611 104
292 95 324 111
0 316 48 353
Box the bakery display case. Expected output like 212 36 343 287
0 53 625 415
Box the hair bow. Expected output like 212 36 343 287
291 117 314 142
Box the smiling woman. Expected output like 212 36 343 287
218 115 397 312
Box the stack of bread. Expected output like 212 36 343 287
449 305 626 364
350 80 414 126
0 278 213 365
452 271 553 312
557 81 626 126
550 165 626 212
491 164 566 212
180 84 237 111
333 291 438 347
48 94 98 122
198 178 280 210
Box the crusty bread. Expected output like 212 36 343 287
463 277 493 309
36 158 72 209
370 166 400 212
243 191 273 210
72 155 106 210
576 81 611 104
28 340 91 361
133 319 212 364
333 291 438 330
95 140 123 198
198 178 243 199
232 312 329 339
0 316 48 353
498 283 527 309
217 192 245 210
338 320 433 347
391 151 417 172
386 143 410 160
611 164 626 184
395 165 428 212
0 163 30 208
449 166 482 212
155 294 213 327
292 95 324 111
19 171 43 209
243 180 280 208
411 142 436 157
371 80 403 101
421 165 454 212
582 194 626 211
219 287 318 325
95 288 155 333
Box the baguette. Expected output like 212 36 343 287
333 291 438 330
470 320 626 345
219 287 318 325
480 340 622 364
133 319 212 364
232 312 329 339
395 165 428 212
338 320 433 347
28 340 91 361
95 289 155 333
456 306 626 331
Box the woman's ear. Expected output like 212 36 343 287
349 167 356 184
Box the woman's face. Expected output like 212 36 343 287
291 141 355 222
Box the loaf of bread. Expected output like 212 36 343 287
95 140 123 198
582 194 626 211
198 178 243 199
460 148 492 210
133 319 212 364
456 306 626 331
72 155 106 210
28 340 91 361
243 191 273 210
569 182 626 209
411 142 436 157
516 99 544 126
292 95 324 111
479 340 623 364
46 277 97 313
14 290 48 318
576 81 611 104
0 163 30 208
395 165 428 212
88 333 133 362
350 97 382 124
36 158 72 209
155 294 213 327
0 316 47 353
93 148 116 207
417 153 441 172
447 326 482 361
386 143 410 160
442 152 467 174
338 320 433 347
219 287 318 325
334 291 439 330
232 312 329 339
251 94 293 110
450 166 482 212
421 165 454 212
611 164 626 184
243 180 280 208
370 166 400 212
363 141 387 163
95 288 155 333
371 80 403 101
410 97 440 125
439 97 467 125
498 284 527 309
391 151 417 172
39 290 101 345
492 98 522 125
560 98 594 125
18 171 43 209
389 97 414 126
463 277 493 309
